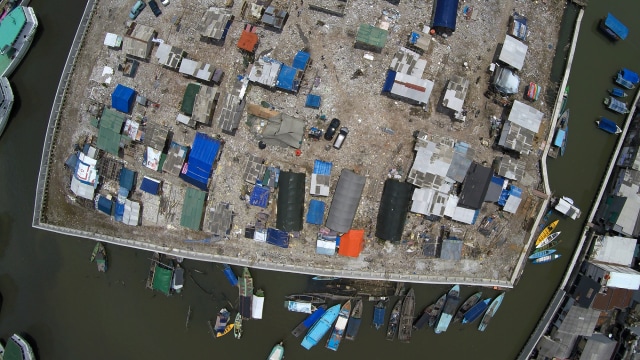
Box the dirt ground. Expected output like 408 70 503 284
39 0 569 285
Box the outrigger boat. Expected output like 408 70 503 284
478 293 505 332
454 292 482 323
535 220 559 247
528 248 557 260
386 298 403 340
532 254 562 264
267 341 284 360
234 312 243 339
536 231 560 249
239 267 254 319
90 242 108 272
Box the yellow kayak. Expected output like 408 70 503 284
535 220 558 246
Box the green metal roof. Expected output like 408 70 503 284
96 108 125 155
0 7 26 53
181 83 201 116
180 187 206 230
152 265 173 295
355 24 388 49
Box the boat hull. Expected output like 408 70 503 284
528 248 557 260
478 293 505 331
326 300 351 351
301 304 341 350
292 305 327 337
462 298 491 324
435 285 460 334
345 299 363 341
398 288 415 342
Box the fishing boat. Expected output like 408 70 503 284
386 298 403 341
435 285 461 334
292 305 327 337
599 13 628 41
171 262 184 293
536 231 560 249
615 68 639 90
414 293 446 330
252 289 265 319
212 308 234 338
301 304 341 350
345 298 363 341
549 109 569 158
553 196 581 220
372 300 386 330
453 292 482 323
462 298 491 324
222 264 238 286
90 242 108 272
0 6 38 78
239 267 253 319
326 300 352 351
532 253 562 264
596 117 623 135
604 96 630 114
0 76 13 138
560 86 569 114
285 294 326 304
234 312 243 339
285 300 317 314
398 288 415 342
528 248 557 260
609 87 628 98
479 293 505 331
267 341 284 360
535 220 559 247
2 334 35 360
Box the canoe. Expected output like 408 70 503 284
453 292 482 323
478 293 505 332
386 298 403 341
528 248 557 260
301 304 341 350
536 231 560 249
267 341 284 360
462 298 491 324
532 254 562 264
292 304 327 337
234 312 243 339
535 220 559 246
345 299 363 341
372 300 386 330
398 288 415 343
326 300 352 351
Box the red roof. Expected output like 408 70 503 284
237 30 258 52
338 229 365 257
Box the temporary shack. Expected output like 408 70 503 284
267 228 289 248
237 24 259 52
250 185 270 208
382 70 434 106
181 83 201 116
306 199 325 225
498 185 522 214
276 171 306 232
292 51 311 71
261 114 305 149
180 132 222 190
440 237 463 260
180 187 207 230
111 84 136 113
276 65 301 92
317 232 337 256
305 94 321 109
70 153 98 199
338 229 365 257
152 265 173 296
458 162 492 210
97 108 125 156
122 199 140 226
485 175 505 203
97 195 113 215
140 176 161 195
326 169 366 233
432 0 460 33
498 35 528 71
311 159 332 196
509 12 528 41
375 179 413 242
355 24 388 52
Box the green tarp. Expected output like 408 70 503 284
152 265 173 295
276 171 306 231
180 187 207 230
181 83 201 116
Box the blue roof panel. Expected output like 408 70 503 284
114 200 125 222
382 70 396 93
313 160 333 175
620 68 639 84
119 168 136 191
249 185 270 208
305 94 321 108
433 0 459 31
306 199 325 225
276 65 298 92
267 228 289 248
292 51 310 70
180 133 221 190
604 13 628 40
553 129 566 147
97 196 113 215
111 84 136 113
140 177 161 195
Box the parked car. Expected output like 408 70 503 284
148 0 162 16
324 118 340 141
333 127 349 149
161 0 170 5
129 0 146 19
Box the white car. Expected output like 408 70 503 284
161 0 169 5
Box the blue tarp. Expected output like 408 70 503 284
409 31 420 45
111 84 136 113
598 117 620 134
276 65 299 92
498 185 522 206
306 199 325 225
292 51 310 71
267 228 289 248
180 133 221 190
470 209 480 225
313 160 333 175
433 0 459 31
382 70 396 93
606 97 628 114
114 200 125 222
603 13 628 40
249 185 270 208
119 168 135 191
223 264 238 286
140 177 161 195
553 129 566 148
305 94 321 108
97 196 113 215
617 68 639 88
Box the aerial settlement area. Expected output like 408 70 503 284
37 0 568 286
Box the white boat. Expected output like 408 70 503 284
0 6 39 78
554 196 581 220
267 341 284 360
0 76 13 137
535 231 560 249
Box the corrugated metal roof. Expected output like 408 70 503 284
306 199 325 225
180 187 206 230
498 34 528 70
355 24 388 49
326 169 366 233
276 171 306 232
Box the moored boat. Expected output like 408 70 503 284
413 293 446 330
0 76 13 137
211 308 234 338
528 248 557 260
0 6 38 78
3 333 35 360
553 196 581 220
285 300 317 314
596 117 623 135
301 304 341 350
285 294 326 304
435 285 460 334
222 264 238 286
398 288 415 343
560 85 569 114
604 96 629 114
549 109 569 158
372 300 386 330
267 341 284 360
536 231 560 249
615 68 639 89
386 297 403 341
453 292 482 323
599 13 628 41
462 298 491 324
532 253 562 264
609 87 628 98
292 304 327 337
252 289 265 319
345 298 363 341
535 220 559 247
326 300 352 351
311 276 340 281
171 263 184 293
90 242 107 272
239 267 253 319
479 293 505 331
234 312 243 339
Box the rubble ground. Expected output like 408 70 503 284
41 0 568 285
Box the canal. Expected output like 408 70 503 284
0 0 638 358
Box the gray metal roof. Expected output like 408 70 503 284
198 7 232 40
498 34 528 70
498 121 535 154
493 156 525 180
191 85 219 126
580 333 616 360
508 100 544 133
207 202 233 237
326 169 366 233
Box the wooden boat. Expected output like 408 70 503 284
599 13 628 41
345 298 363 341
535 220 558 246
292 304 327 337
285 301 317 314
435 285 460 334
234 312 243 339
536 231 560 249
386 298 403 341
211 308 234 338
2 334 35 360
615 68 639 90
532 254 562 264
528 248 557 260
609 87 628 98
372 300 386 330
239 267 254 319
326 300 352 351
604 96 630 114
397 288 415 343
453 292 482 323
301 304 341 350
462 298 491 324
479 293 505 332
90 242 107 272
596 117 623 135
267 341 284 360
413 293 446 330
549 109 569 158
285 294 326 304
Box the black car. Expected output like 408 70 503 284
324 118 341 140
148 0 162 16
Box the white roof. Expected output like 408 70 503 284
316 238 336 256
123 199 140 226
444 194 459 218
451 206 476 224
104 33 122 47
70 177 95 200
411 188 448 216
251 294 264 319
499 34 528 70
178 58 199 76
503 193 522 214
310 173 330 196
176 113 191 125
614 170 640 236
389 72 434 105
508 100 544 133
443 89 464 112
389 47 427 77
591 235 636 266
248 57 281 87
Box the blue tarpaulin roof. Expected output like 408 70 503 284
313 160 333 175
267 228 289 248
249 185 270 208
292 51 310 70
382 70 396 92
603 13 628 40
433 0 459 31
409 31 420 44
619 68 639 84
111 84 136 113
119 168 135 191
276 65 299 92
498 185 522 206
140 176 161 195
598 117 620 134
305 94 321 108
97 196 113 215
223 265 238 286
553 129 566 148
180 132 221 190
306 199 325 225
114 200 125 222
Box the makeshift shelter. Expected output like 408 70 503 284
317 232 337 256
375 179 413 242
326 169 366 233
306 199 325 225
498 34 528 71
355 24 388 52
97 195 113 215
432 0 460 33
180 187 207 230
250 185 270 208
181 83 201 116
382 70 434 106
440 237 463 260
292 51 310 71
198 7 232 41
140 176 161 195
152 265 173 296
338 229 365 257
305 94 321 109
111 84 136 113
261 114 305 149
119 168 136 195
499 185 522 214
267 228 289 248
310 159 332 196
276 171 305 232
275 64 302 92
458 162 492 210
237 24 259 52
97 108 125 156
180 132 222 190
70 153 98 199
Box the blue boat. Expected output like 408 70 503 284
609 88 628 98
551 109 569 158
373 300 386 330
292 305 327 337
599 13 628 41
478 293 505 332
222 264 238 286
604 96 629 114
462 298 491 324
301 304 341 350
345 299 363 341
528 248 557 260
326 300 352 351
615 68 639 90
596 117 622 135
434 285 460 334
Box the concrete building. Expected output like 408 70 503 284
498 100 544 155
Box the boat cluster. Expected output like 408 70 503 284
596 68 638 135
